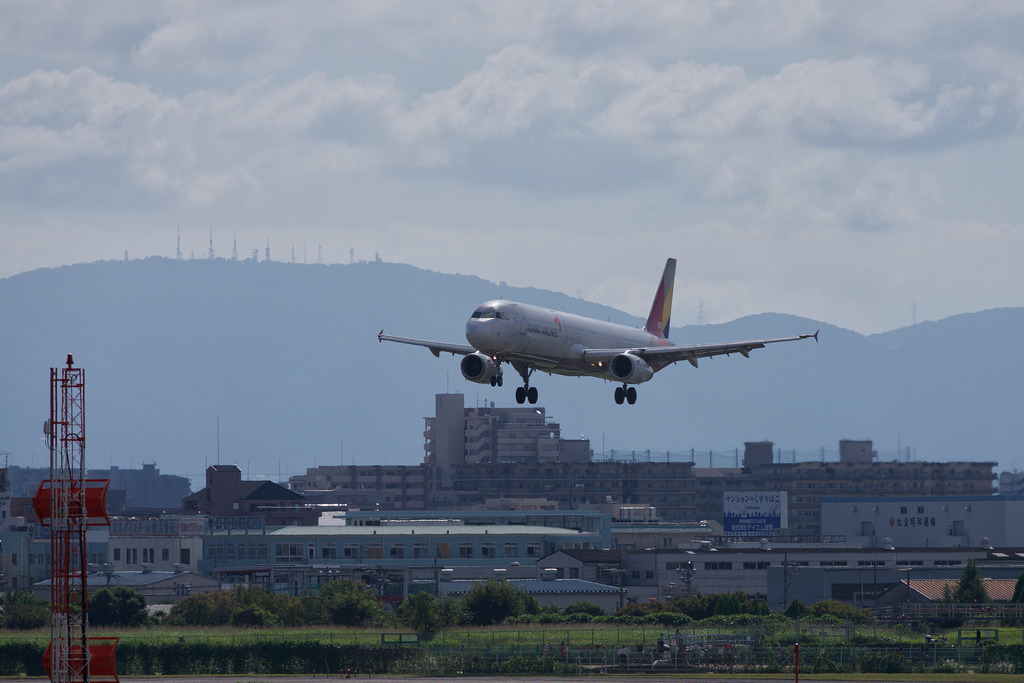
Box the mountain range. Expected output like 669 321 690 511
1 257 1021 489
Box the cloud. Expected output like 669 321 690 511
0 1 1022 335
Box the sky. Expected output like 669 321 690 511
1 1 1022 335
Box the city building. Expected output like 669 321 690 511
874 577 1019 610
4 463 190 513
183 464 317 526
538 541 1024 610
424 393 592 503
0 522 109 590
999 470 1024 495
821 494 1024 549
288 464 430 510
107 516 208 573
197 517 607 598
445 438 997 532
440 577 621 612
32 570 218 603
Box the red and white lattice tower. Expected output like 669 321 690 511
32 355 118 683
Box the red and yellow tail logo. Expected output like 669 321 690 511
644 258 676 340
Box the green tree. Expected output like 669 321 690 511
952 559 989 604
396 591 443 639
0 590 48 629
228 604 280 627
165 585 309 626
810 598 874 624
319 579 385 626
1012 571 1024 604
438 597 468 627
461 579 539 625
784 598 809 619
90 586 149 627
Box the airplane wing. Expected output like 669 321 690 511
582 331 818 368
378 331 476 358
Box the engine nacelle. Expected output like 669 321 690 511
461 352 500 384
608 353 654 384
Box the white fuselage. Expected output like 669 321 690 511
464 300 667 378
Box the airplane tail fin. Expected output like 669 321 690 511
643 258 676 339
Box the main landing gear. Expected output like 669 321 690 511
614 384 637 405
513 364 538 405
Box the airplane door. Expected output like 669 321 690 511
512 305 527 335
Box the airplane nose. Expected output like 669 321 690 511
465 320 484 347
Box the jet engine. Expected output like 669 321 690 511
609 353 654 384
461 352 501 384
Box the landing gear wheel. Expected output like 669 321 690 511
527 386 538 404
515 387 526 404
490 376 497 387
497 374 503 387
626 386 637 405
614 386 625 405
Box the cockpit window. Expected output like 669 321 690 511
472 308 498 319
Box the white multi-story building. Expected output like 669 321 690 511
820 494 1024 549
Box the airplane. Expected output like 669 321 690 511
378 258 818 405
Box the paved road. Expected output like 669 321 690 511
0 676 997 683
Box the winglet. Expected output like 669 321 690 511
378 329 384 342
799 330 820 343
643 258 676 339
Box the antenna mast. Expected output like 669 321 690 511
176 225 182 260
32 356 117 683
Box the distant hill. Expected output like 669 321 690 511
1 257 1021 488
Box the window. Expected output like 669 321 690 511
162 548 170 561
180 548 190 564
705 561 732 570
275 543 303 563
505 542 519 558
367 544 383 559
459 542 473 558
389 544 405 559
481 542 495 558
526 542 541 558
344 544 360 559
322 544 337 559
743 561 770 570
114 548 121 561
413 543 427 559
436 542 452 558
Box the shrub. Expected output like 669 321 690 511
0 591 48 629
860 652 910 674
